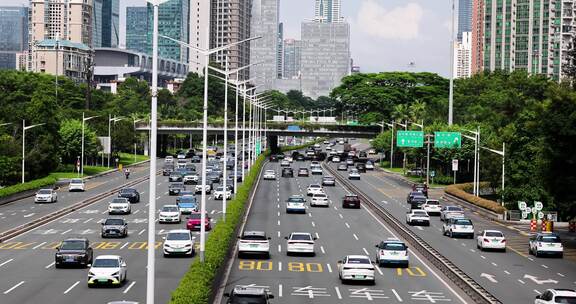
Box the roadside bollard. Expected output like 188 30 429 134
530 219 537 232
546 221 554 232
541 220 548 232
569 221 576 233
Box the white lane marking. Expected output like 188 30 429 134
326 263 333 273
123 281 136 294
480 255 486 259
504 271 511 275
541 264 549 269
277 211 280 217
416 226 424 231
333 206 338 210
138 229 146 235
353 233 359 240
391 289 403 302
345 222 350 229
133 210 140 214
375 264 384 276
362 247 369 255
0 259 14 268
101 210 108 214
278 262 282 272
311 221 316 227
277 204 279 209
277 231 281 238
83 218 93 223
279 284 283 297
61 229 72 235
156 196 161 200
382 200 389 204
23 213 34 218
320 246 326 254
308 213 312 217
527 257 534 261
534 290 541 295
277 220 281 226
120 242 130 250
45 262 55 269
338 213 343 219
63 281 80 294
33 242 47 249
558 273 565 277
315 232 320 239
518 279 525 284
278 244 281 253
469 249 476 253
334 286 342 299
491 262 498 267
3 281 25 294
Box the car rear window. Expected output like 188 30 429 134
105 219 124 225
485 231 503 237
162 206 179 212
230 294 266 304
291 234 312 241
242 235 267 240
426 200 440 205
38 189 52 194
288 197 305 202
347 257 371 264
167 232 190 241
383 243 406 250
60 241 85 250
554 296 576 304
413 211 428 216
93 258 119 268
454 219 472 225
540 235 561 243
188 213 202 219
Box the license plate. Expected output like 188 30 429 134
98 279 108 283
66 258 74 262
390 252 399 255
354 275 365 279
492 240 499 243
249 244 259 248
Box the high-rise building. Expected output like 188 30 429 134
188 1 209 75
470 0 483 74
250 0 279 89
277 22 283 78
28 0 93 82
211 0 252 80
314 0 342 23
454 31 472 78
283 38 301 79
457 0 472 41
300 21 350 98
0 6 28 70
147 0 189 63
126 7 148 54
483 0 576 81
93 0 119 48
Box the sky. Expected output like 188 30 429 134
3 0 453 77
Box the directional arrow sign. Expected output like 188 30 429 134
481 273 498 283
434 132 462 149
397 131 424 148
523 274 558 285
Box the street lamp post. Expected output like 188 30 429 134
482 143 506 206
22 120 45 183
107 115 123 168
463 127 480 196
133 118 143 164
448 0 455 125
81 112 99 177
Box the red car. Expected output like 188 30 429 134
342 195 361 209
186 212 211 231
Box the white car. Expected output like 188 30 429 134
165 156 174 163
68 178 85 192
348 169 361 180
87 255 127 287
529 232 564 258
238 231 270 258
476 230 506 252
214 186 232 200
306 184 324 196
443 218 474 238
35 188 58 203
285 156 293 163
310 166 323 175
183 174 199 184
338 255 375 284
535 289 576 304
440 206 465 221
163 229 195 257
365 161 374 170
311 193 329 207
280 160 290 167
406 209 430 226
263 170 276 180
194 184 211 194
422 199 442 215
108 198 131 215
375 238 409 267
286 196 306 213
286 232 316 256
159 205 181 223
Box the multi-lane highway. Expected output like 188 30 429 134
218 155 473 304
0 159 226 304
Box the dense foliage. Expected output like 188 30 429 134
332 71 576 219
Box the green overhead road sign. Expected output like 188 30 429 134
255 140 262 155
397 131 424 147
434 132 461 149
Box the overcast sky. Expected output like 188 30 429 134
3 0 452 77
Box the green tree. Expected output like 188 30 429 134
58 119 100 165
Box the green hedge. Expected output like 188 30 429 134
170 142 320 304
0 176 57 199
445 182 507 214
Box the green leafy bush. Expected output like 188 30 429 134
445 182 507 214
0 176 57 198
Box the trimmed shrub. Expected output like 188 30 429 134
445 182 507 214
0 176 57 198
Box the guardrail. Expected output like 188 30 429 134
324 163 501 304
0 172 154 243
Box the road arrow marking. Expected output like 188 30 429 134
481 273 498 283
523 274 558 285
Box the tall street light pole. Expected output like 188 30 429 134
161 29 261 263
81 112 99 177
448 0 455 125
22 120 45 183
482 143 506 206
133 118 143 163
107 115 123 168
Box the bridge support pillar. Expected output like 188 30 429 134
268 134 279 154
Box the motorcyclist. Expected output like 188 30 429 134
124 168 130 179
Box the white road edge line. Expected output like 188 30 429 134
353 233 359 240
320 246 326 254
391 288 403 302
0 259 14 268
123 281 136 294
45 262 55 269
3 281 25 294
63 281 80 294
33 242 47 249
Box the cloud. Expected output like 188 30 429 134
356 1 424 40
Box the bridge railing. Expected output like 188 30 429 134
135 121 381 133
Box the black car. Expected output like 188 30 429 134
342 195 361 209
162 165 174 176
169 183 186 195
269 154 279 162
55 238 93 268
191 155 201 163
118 188 140 203
282 167 294 178
185 149 196 158
407 191 427 204
296 154 305 161
322 176 336 186
356 163 367 173
207 173 221 184
410 196 427 210
101 218 128 238
413 183 429 197
298 168 309 177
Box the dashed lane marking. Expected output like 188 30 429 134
278 262 282 272
353 234 359 240
392 289 403 302
3 281 25 294
63 281 80 294
123 281 136 294
362 247 369 255
320 246 326 254
279 284 283 297
334 286 342 299
345 222 350 228
0 259 14 268
33 242 47 249
504 271 511 275
326 263 333 273
45 262 55 269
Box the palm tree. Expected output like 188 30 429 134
409 100 426 123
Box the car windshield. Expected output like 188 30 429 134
324 177 334 180
188 213 202 219
291 234 312 241
162 206 178 212
413 211 428 216
347 257 371 264
71 179 82 184
265 170 274 174
242 234 267 240
382 243 406 250
309 185 320 188
167 232 190 241
120 189 135 194
426 200 440 205
351 170 359 173
230 294 266 304
485 231 503 237
288 197 305 203
93 258 119 268
111 198 127 204
104 219 124 225
539 235 561 243
345 196 358 200
179 197 196 204
555 296 576 304
38 189 52 194
454 219 472 225
60 241 85 250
